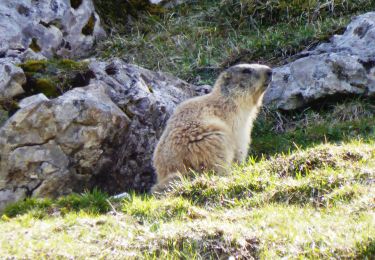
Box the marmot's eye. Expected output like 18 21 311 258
242 69 252 74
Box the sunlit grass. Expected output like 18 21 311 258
1 107 374 258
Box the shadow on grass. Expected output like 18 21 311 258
357 239 375 259
251 100 375 159
251 117 375 158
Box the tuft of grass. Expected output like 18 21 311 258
121 194 199 222
1 136 374 258
219 0 375 26
2 198 53 219
169 141 374 208
2 188 110 219
56 188 110 214
142 228 259 259
93 0 165 30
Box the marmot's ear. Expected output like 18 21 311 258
222 71 232 80
220 72 232 96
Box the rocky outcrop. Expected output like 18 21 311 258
264 12 375 110
87 59 201 191
0 59 201 210
0 0 105 60
0 84 129 210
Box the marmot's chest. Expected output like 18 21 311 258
232 111 254 144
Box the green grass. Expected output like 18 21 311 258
2 188 110 219
1 100 374 259
97 0 375 84
251 99 375 157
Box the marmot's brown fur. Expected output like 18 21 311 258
152 64 272 193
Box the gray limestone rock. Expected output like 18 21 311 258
264 12 375 110
0 0 105 60
0 83 129 211
87 58 200 192
0 58 26 99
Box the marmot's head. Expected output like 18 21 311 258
215 64 272 101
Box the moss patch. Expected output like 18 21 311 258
0 107 9 126
0 98 19 117
81 13 96 36
19 59 93 98
29 38 41 53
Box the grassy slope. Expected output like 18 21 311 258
1 1 375 259
1 100 374 259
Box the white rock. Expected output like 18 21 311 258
112 192 131 200
264 12 375 110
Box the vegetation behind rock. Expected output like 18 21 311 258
98 0 375 84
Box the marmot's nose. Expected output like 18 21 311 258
266 69 272 78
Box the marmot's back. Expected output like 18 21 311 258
153 95 234 179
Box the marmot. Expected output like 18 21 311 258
151 64 272 193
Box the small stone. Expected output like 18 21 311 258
112 192 131 200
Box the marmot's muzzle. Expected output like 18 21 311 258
264 69 273 86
